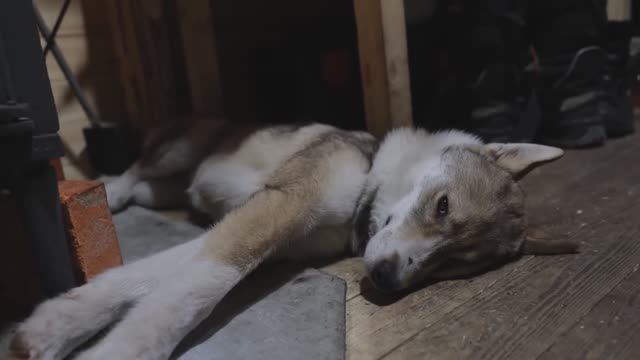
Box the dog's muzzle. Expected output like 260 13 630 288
368 259 400 292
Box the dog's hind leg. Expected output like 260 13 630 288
130 175 191 209
104 132 207 212
68 133 372 360
102 163 143 212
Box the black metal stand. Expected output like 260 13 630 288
1 0 76 297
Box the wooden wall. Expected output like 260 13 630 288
36 0 376 179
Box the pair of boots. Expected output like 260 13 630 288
464 0 637 148
471 44 637 147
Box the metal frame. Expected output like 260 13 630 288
1 0 76 297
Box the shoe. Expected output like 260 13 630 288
601 22 636 137
601 51 638 137
469 101 520 143
536 47 608 148
464 10 537 143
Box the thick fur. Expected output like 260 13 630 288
9 122 571 360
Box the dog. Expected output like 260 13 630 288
9 120 577 359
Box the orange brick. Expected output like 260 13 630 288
58 180 122 283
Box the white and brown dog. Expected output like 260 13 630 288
9 120 576 359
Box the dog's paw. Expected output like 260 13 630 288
7 285 124 360
6 330 55 360
7 294 85 360
104 178 132 212
8 328 60 360
7 332 36 360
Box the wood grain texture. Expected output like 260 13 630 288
538 267 640 360
521 134 638 208
346 259 534 360
353 0 412 138
384 212 640 360
78 0 130 123
100 0 184 132
378 0 413 129
176 0 224 116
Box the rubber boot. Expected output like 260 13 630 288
536 47 608 148
465 3 533 142
601 21 635 137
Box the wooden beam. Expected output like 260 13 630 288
607 0 632 21
69 1 130 126
176 0 224 116
354 0 413 138
98 0 183 133
100 1 145 128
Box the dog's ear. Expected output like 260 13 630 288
520 230 579 255
483 143 564 180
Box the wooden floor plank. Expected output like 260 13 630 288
538 267 640 360
380 141 640 359
346 258 534 360
522 132 639 208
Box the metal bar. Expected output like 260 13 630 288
17 162 77 296
32 0 100 126
42 0 73 56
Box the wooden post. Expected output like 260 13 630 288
607 0 632 21
176 0 224 116
354 0 413 138
99 0 182 134
100 1 145 129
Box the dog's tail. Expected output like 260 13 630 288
521 229 580 255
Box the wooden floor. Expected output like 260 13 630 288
322 119 640 360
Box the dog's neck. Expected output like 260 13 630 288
350 128 482 255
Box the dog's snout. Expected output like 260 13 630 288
369 260 398 292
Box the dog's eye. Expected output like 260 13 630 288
385 215 392 226
436 195 449 217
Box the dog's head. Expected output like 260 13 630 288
364 142 576 292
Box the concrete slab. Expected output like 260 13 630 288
174 267 346 360
113 206 347 360
112 206 205 263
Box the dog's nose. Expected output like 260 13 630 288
369 260 398 292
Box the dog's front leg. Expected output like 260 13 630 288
8 187 313 360
74 186 321 360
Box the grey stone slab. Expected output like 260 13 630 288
112 206 347 360
112 206 206 263
174 267 346 360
